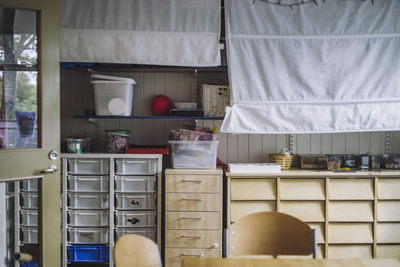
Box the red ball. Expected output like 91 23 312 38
151 95 171 116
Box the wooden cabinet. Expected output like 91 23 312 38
226 171 400 260
165 169 223 267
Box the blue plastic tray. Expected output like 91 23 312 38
20 262 39 267
67 245 109 262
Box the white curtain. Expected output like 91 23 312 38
221 0 400 134
60 0 221 66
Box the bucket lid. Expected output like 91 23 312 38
91 74 136 84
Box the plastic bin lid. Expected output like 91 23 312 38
91 74 136 84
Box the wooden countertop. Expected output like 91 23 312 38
225 169 400 178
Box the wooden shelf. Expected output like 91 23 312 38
73 115 224 120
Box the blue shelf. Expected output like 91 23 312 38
73 115 224 120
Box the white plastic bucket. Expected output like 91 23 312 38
91 74 136 116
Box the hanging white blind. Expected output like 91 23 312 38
221 0 400 134
60 0 221 66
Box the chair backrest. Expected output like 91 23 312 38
114 234 162 267
228 211 316 258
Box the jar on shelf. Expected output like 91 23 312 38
105 130 130 153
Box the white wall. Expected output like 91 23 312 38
60 68 400 164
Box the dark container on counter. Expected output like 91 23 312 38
105 130 130 153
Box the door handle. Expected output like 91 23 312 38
40 164 58 174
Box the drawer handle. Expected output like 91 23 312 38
180 253 204 257
180 235 204 239
181 198 204 201
181 217 204 220
77 160 100 163
125 160 147 164
181 180 203 183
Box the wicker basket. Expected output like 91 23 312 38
269 154 294 170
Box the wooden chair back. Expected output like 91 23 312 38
228 211 316 258
114 234 162 267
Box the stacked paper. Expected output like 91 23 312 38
228 163 281 173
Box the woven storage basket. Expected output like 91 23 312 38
269 154 294 170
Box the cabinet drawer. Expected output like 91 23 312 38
230 201 275 223
329 179 374 200
165 212 221 230
115 210 157 228
68 193 109 209
166 175 220 193
67 228 109 244
377 223 400 243
280 201 325 222
165 230 221 249
166 193 220 212
308 223 325 243
115 228 157 243
165 248 221 267
68 176 109 192
115 193 157 210
328 245 372 259
378 201 400 221
20 227 38 244
378 179 400 200
329 223 373 243
115 158 157 175
231 179 276 200
329 201 373 222
68 210 109 227
20 209 38 227
377 245 400 259
68 158 109 175
280 179 325 200
115 176 157 193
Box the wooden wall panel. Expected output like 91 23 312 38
60 68 397 162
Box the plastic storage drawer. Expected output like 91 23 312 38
20 209 38 226
115 176 157 192
20 192 38 209
68 193 109 209
68 210 109 227
20 179 38 192
20 227 38 244
67 245 109 262
115 158 157 175
68 158 109 175
68 176 109 192
115 210 157 227
115 228 157 242
20 262 39 267
68 228 109 244
115 193 157 210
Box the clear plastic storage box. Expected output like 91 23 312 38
115 210 157 227
68 228 109 244
169 141 219 169
21 227 38 244
68 210 109 227
68 193 109 209
115 193 157 210
20 192 38 209
91 74 136 116
115 228 157 242
20 209 38 226
68 158 109 175
68 176 110 192
115 158 158 175
115 176 157 193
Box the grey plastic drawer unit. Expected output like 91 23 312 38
115 193 157 210
115 176 157 193
68 175 110 192
68 228 109 244
68 193 109 209
115 210 157 227
68 210 109 227
20 209 38 226
20 192 38 209
20 227 38 244
68 158 109 174
115 227 157 242
115 158 157 175
21 179 38 192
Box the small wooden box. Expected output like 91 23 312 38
300 155 327 169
